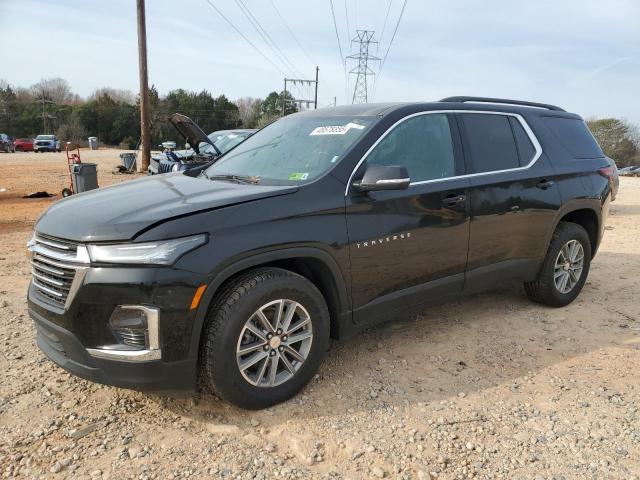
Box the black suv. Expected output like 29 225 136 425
27 97 614 409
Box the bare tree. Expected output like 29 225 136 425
235 97 262 128
30 77 74 104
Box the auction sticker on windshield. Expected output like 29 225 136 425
309 122 366 136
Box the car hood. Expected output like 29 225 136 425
36 173 298 242
168 113 218 154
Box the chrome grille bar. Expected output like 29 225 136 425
28 233 89 310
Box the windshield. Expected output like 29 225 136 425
198 131 251 155
215 132 251 152
37 135 55 140
203 115 374 185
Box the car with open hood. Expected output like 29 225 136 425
148 113 256 174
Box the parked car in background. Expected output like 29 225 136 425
0 133 15 152
14 138 35 152
619 166 640 176
34 135 61 152
148 114 256 174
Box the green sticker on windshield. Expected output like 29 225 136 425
288 172 309 181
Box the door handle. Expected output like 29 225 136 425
442 193 466 207
536 179 555 189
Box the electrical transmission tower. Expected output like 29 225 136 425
347 30 379 104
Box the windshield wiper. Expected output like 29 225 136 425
207 173 260 185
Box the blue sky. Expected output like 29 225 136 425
1 0 638 123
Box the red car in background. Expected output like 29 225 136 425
14 138 35 152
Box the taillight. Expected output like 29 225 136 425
598 166 615 179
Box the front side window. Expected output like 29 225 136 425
460 113 520 173
204 115 374 185
365 113 455 183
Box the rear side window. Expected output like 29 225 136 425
460 114 519 173
543 117 603 159
366 113 455 182
508 117 536 166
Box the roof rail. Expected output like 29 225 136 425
439 96 565 112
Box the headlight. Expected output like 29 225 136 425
87 234 207 265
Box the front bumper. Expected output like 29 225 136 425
31 307 195 391
27 265 208 392
34 145 55 151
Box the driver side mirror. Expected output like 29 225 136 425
353 164 410 192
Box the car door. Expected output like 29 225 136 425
455 112 562 292
345 112 471 326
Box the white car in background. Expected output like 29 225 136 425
34 134 61 153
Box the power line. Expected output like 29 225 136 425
203 0 287 76
328 0 348 101
234 0 304 79
379 0 407 74
378 0 394 45
344 0 350 45
269 0 315 67
373 0 407 101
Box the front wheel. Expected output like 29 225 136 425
200 268 330 409
524 222 591 307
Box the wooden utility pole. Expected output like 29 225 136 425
136 0 150 172
314 66 319 109
282 79 287 117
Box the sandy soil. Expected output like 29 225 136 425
1 150 639 480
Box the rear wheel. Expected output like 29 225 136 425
524 222 591 307
200 268 330 409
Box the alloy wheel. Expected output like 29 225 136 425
236 299 313 387
553 239 584 294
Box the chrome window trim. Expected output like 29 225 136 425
345 109 543 196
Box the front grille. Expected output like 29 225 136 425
158 159 177 174
36 141 52 146
29 234 88 308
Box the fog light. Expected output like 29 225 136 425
108 305 159 350
87 306 161 361
110 306 148 348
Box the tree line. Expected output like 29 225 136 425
0 77 297 149
1 77 639 165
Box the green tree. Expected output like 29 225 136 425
587 118 639 167
261 90 297 117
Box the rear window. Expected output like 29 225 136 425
543 117 603 159
460 113 520 173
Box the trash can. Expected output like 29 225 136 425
88 137 98 150
119 152 137 171
71 163 99 193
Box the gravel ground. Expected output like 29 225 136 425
1 150 639 480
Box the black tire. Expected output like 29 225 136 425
524 221 591 307
61 188 72 197
200 267 330 409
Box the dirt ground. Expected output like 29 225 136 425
1 150 639 480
